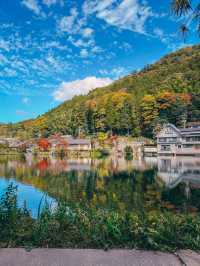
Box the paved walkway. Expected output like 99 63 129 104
0 249 200 266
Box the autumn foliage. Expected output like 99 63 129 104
38 138 51 151
0 45 199 139
36 159 49 171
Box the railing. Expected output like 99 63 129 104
157 138 179 144
182 139 200 144
144 147 157 153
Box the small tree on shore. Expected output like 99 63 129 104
38 139 51 152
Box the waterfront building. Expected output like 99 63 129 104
143 144 157 156
66 138 92 151
157 123 200 155
49 135 92 152
0 137 24 149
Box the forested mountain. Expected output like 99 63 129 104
1 44 200 139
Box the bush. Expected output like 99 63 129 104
0 185 200 250
124 146 133 160
124 146 133 154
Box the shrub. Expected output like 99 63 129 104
0 185 200 250
124 146 133 160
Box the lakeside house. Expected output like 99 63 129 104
0 137 25 150
102 136 145 157
0 135 92 154
49 135 92 152
157 123 200 156
66 138 92 151
143 144 157 156
25 140 38 153
48 135 68 153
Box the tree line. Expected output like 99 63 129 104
2 90 199 140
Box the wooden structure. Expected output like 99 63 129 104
157 123 200 156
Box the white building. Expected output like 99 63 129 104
157 123 200 156
49 135 92 152
66 138 92 151
157 156 200 198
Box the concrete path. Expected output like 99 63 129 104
0 249 199 266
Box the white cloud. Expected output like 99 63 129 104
0 54 9 65
42 41 69 51
81 27 94 38
0 39 10 52
58 8 79 34
53 76 113 101
3 68 17 77
21 0 42 16
83 0 115 15
58 7 96 51
80 49 89 58
82 0 153 34
111 67 126 77
22 97 30 104
99 66 127 78
42 0 64 7
42 0 57 7
68 36 95 48
91 46 103 54
153 28 164 38
58 8 96 53
0 23 14 30
120 42 132 51
153 27 176 49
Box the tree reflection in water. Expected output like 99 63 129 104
0 155 199 214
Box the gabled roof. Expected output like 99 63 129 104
157 123 181 136
159 123 200 137
165 123 181 134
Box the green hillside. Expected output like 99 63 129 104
1 44 200 139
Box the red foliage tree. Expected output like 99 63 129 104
38 138 51 151
37 159 49 171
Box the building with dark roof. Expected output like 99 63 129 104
49 135 91 152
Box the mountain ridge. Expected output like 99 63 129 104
1 44 200 138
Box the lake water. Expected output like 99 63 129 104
0 154 200 217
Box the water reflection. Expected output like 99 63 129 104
0 178 55 218
0 155 200 214
157 156 200 190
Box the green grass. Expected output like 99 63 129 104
0 184 200 251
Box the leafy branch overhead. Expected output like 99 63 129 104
171 0 200 37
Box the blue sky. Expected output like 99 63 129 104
0 0 199 123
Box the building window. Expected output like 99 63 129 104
186 136 200 142
183 144 194 148
161 145 171 151
158 137 177 143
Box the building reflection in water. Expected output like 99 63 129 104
0 154 200 214
157 156 200 199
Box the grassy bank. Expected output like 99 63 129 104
0 184 200 251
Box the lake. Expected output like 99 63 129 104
0 154 200 217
